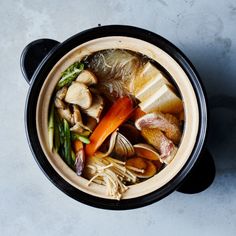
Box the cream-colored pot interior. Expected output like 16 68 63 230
36 36 199 199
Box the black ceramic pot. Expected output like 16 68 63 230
21 25 215 210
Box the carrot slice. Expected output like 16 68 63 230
85 97 133 156
73 140 83 154
130 107 146 121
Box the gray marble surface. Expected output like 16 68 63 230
0 0 236 235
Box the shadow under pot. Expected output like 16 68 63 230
21 25 215 210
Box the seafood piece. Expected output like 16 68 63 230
141 127 177 164
113 132 135 160
101 131 135 161
75 148 85 176
135 112 182 144
126 157 157 178
133 143 161 161
87 49 141 101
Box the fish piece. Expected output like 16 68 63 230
141 127 177 163
135 112 182 144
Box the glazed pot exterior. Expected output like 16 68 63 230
21 25 214 210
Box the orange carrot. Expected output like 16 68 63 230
130 107 146 121
85 97 133 156
73 140 83 154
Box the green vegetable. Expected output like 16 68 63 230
71 150 76 163
53 111 61 152
63 119 72 167
55 111 64 146
54 123 60 152
71 133 90 144
57 62 84 89
48 104 54 151
59 147 65 160
78 136 90 144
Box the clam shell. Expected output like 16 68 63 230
113 133 135 160
133 143 161 161
100 131 135 161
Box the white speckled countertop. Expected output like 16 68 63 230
1 0 236 235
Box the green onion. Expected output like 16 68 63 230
63 119 72 167
78 136 90 144
57 62 84 89
71 150 76 163
54 111 61 152
48 104 54 151
55 111 64 146
71 133 90 144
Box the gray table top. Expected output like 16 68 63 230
0 0 235 235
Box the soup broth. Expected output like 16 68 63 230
48 49 184 200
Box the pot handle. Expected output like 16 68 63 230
177 149 215 194
20 39 60 84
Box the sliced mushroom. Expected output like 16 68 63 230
56 86 68 100
82 94 104 122
54 98 66 109
54 87 68 109
76 70 98 86
89 87 99 95
70 122 92 133
70 105 93 134
65 82 92 109
70 122 84 133
72 105 83 123
57 107 73 124
86 116 97 131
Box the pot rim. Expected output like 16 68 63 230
24 25 207 210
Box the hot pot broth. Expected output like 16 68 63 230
48 49 184 200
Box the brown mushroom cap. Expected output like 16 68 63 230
65 82 92 109
82 94 104 122
76 70 97 86
57 107 73 124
